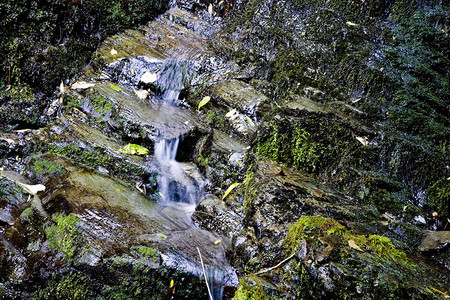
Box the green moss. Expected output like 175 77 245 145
256 118 320 173
233 276 269 300
45 144 155 189
427 178 450 217
20 207 34 223
33 272 90 300
285 216 415 269
91 95 113 114
45 213 81 261
135 246 156 257
30 159 66 178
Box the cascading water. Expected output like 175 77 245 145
153 62 201 207
152 61 226 299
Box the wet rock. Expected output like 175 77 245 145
418 230 450 252
208 80 269 118
37 157 236 284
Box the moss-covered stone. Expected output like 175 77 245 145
233 276 269 300
285 216 415 269
427 178 450 218
45 213 81 261
29 158 66 180
33 272 91 300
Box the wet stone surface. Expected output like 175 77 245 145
1 1 450 299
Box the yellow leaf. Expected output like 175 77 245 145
141 71 158 84
214 239 221 244
109 83 122 91
158 233 168 239
120 144 149 155
348 239 363 252
246 116 255 127
222 183 240 200
198 96 211 111
170 279 174 288
116 188 121 192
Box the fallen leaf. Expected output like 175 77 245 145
246 116 255 127
198 96 211 111
214 239 221 244
225 108 237 118
16 182 45 195
141 71 158 84
222 182 240 200
111 48 117 56
355 136 369 146
134 89 149 100
208 3 213 15
116 188 121 192
59 81 66 94
351 98 361 103
71 81 96 89
348 239 363 252
157 233 168 239
109 83 122 91
170 279 174 288
120 144 149 155
346 21 359 27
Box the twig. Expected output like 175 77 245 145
197 247 213 300
254 252 296 276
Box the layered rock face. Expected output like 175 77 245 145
1 0 449 299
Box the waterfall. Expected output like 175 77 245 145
153 62 199 207
152 61 227 299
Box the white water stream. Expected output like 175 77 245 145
152 61 226 299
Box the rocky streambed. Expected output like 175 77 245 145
1 1 449 299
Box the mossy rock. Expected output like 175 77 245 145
45 213 82 261
427 178 450 218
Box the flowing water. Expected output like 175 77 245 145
152 60 227 299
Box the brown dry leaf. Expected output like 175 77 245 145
348 239 363 252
